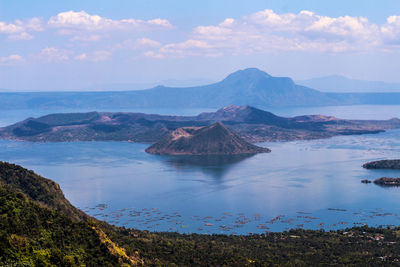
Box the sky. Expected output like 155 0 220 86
1 0 400 91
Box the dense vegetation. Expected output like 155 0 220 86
2 161 400 266
103 224 400 266
0 162 139 266
0 162 86 221
0 187 135 266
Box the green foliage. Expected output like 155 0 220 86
0 186 124 266
102 224 400 266
0 161 87 221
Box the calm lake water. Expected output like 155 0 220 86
1 105 400 234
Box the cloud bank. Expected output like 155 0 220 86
146 9 400 58
1 9 400 63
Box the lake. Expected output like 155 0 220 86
1 105 400 234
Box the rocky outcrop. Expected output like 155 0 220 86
374 177 400 186
363 160 400 169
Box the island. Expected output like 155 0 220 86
1 105 399 143
363 159 400 169
145 122 271 155
373 177 400 186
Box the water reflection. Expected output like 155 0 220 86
161 154 255 179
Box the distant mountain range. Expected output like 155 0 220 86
85 78 216 91
297 75 400 93
1 68 400 109
1 105 399 143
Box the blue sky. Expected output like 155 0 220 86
1 0 400 91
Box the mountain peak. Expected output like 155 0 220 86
200 105 287 125
219 105 250 112
240 68 271 76
222 68 271 83
203 121 230 135
211 121 225 127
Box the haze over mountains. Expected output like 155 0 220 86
84 78 216 92
0 78 216 92
1 68 400 110
298 75 400 93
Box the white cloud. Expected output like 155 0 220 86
0 17 43 40
74 53 88 61
194 25 233 38
147 18 173 28
219 18 235 27
70 34 102 42
137 38 161 47
37 47 111 63
47 11 173 44
112 38 162 51
4 8 400 64
74 50 112 62
91 50 112 62
153 39 213 58
150 9 400 58
8 32 34 40
24 17 45 32
143 50 164 59
38 47 71 63
0 22 23 34
48 11 173 31
381 16 400 45
0 54 24 65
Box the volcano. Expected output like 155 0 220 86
145 122 271 155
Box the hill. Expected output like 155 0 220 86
1 105 399 143
298 75 400 93
145 122 271 155
0 162 87 222
0 161 140 266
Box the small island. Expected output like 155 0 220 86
145 122 271 155
363 160 400 169
373 177 400 186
